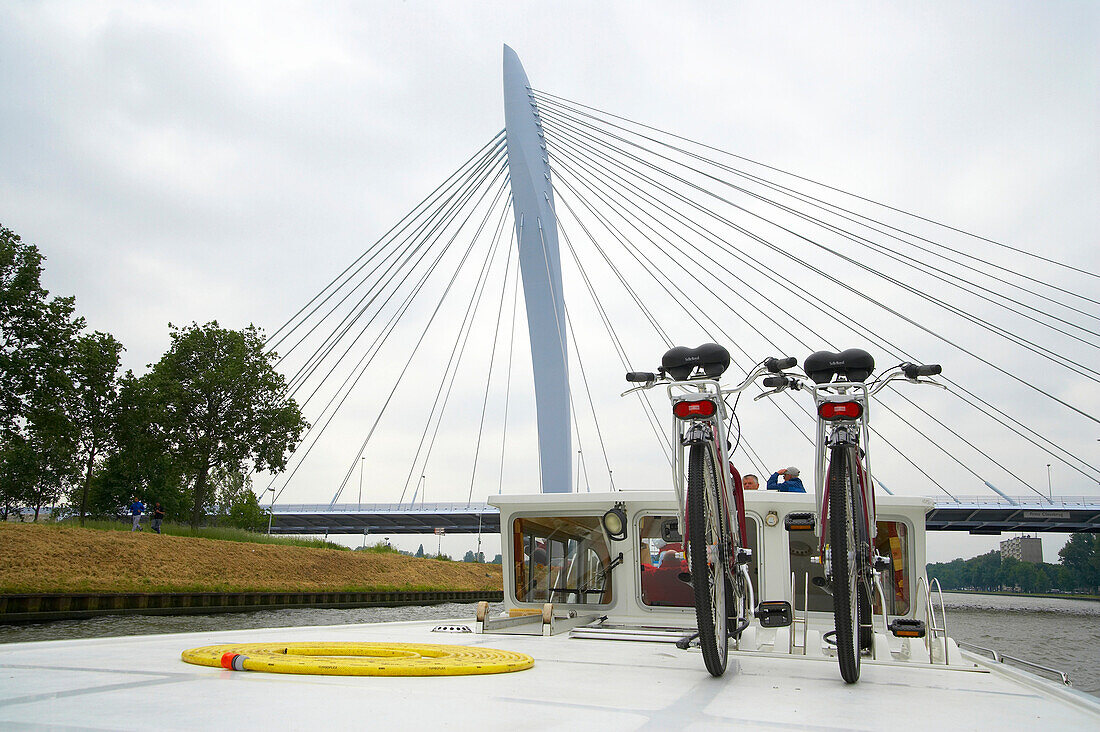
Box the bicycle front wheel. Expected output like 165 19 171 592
687 442 729 677
829 445 864 683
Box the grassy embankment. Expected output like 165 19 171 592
0 522 501 595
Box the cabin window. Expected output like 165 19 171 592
874 520 910 615
512 516 613 605
638 515 759 608
789 519 910 615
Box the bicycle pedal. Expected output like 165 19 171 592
675 632 700 650
784 512 816 532
888 618 927 639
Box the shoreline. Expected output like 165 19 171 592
942 589 1100 602
0 589 503 623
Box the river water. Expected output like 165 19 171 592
1 594 1096 697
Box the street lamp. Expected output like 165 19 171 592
358 457 365 511
1047 464 1052 501
266 486 276 535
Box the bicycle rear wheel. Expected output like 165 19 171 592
828 445 864 683
687 442 729 677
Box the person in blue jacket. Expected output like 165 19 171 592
767 467 805 493
129 497 145 531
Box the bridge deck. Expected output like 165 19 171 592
269 497 1100 535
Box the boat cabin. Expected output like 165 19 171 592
490 489 941 658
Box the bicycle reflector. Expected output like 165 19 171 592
818 401 863 421
673 399 716 419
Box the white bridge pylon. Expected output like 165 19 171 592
503 45 571 493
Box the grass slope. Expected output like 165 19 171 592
0 523 502 594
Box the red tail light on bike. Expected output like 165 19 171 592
673 399 717 419
818 401 863 420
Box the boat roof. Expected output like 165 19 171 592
2 615 1097 729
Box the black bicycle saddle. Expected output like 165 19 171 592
661 343 731 381
804 348 875 384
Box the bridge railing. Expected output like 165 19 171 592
273 502 498 514
939 496 1100 507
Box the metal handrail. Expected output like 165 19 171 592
929 578 949 665
957 641 1070 685
956 641 1000 662
913 575 949 665
1000 653 1071 686
789 572 810 655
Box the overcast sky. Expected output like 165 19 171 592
2 1 1097 561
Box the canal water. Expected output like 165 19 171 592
941 592 1100 697
1 594 1096 697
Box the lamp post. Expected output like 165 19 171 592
266 486 276 535
1047 464 1052 500
358 457 365 511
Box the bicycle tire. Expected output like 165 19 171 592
687 442 728 677
829 444 862 683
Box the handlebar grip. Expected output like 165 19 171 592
901 363 942 378
762 376 787 388
764 356 797 373
626 371 656 383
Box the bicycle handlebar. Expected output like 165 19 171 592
901 362 941 379
625 371 657 383
764 356 797 373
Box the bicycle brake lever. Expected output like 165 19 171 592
753 388 783 402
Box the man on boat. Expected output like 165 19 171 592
742 474 760 490
767 467 805 493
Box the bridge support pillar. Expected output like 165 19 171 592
503 45 571 493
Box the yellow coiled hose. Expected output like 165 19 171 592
181 642 534 677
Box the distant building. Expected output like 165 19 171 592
1000 535 1042 563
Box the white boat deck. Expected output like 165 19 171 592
2 616 1098 730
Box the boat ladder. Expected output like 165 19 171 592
914 576 950 664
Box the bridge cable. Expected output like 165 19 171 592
268 131 506 355
538 107 1100 386
531 91 1100 285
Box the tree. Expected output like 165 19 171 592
1059 533 1100 593
463 550 476 563
0 225 84 517
415 544 425 558
69 332 124 523
143 322 308 527
212 467 267 531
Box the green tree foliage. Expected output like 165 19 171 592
212 467 268 532
462 550 476 563
1059 533 1100 593
69 331 124 523
928 535 1100 593
0 225 84 519
141 322 308 527
415 544 425 558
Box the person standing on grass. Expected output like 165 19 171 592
129 497 145 531
152 503 165 534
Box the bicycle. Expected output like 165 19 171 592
756 349 941 682
624 344 796 676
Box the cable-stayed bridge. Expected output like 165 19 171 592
260 47 1099 534
269 496 1100 536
